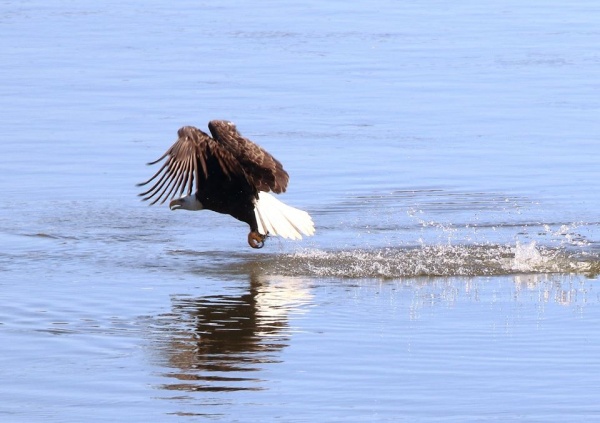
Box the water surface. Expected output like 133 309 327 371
1 1 599 422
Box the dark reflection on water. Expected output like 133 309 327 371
149 273 311 392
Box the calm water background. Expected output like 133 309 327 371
1 1 600 422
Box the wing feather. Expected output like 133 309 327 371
208 120 289 194
137 126 241 205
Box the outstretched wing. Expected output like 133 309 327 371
208 120 289 194
137 126 240 205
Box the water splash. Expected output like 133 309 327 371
248 242 600 279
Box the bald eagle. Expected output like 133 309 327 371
138 120 315 248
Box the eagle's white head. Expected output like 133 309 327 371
169 195 203 211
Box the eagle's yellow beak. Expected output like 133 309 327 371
169 199 183 210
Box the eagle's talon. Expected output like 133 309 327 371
248 231 267 249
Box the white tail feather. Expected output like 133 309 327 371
254 192 315 240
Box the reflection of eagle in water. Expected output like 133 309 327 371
138 120 315 248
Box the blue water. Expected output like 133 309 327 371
1 1 600 422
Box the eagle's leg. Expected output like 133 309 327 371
248 231 267 249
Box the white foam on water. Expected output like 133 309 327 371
263 242 600 279
512 241 548 272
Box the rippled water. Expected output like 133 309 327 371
1 0 600 422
